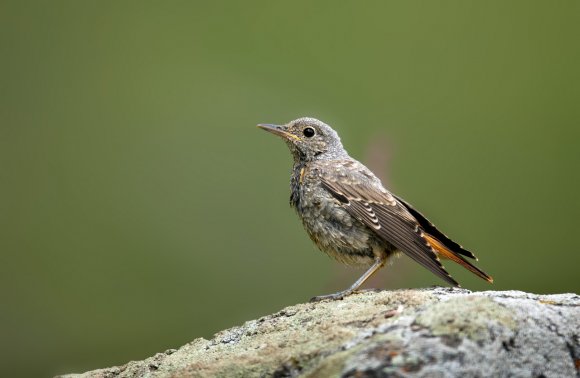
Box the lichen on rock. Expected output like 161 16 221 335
57 288 580 378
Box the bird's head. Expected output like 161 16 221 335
258 117 347 162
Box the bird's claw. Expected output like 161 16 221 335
309 290 356 302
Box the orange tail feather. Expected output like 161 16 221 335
424 233 493 283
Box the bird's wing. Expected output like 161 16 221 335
393 194 478 260
319 162 459 287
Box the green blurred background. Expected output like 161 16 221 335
1 1 579 376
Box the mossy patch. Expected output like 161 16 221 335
415 296 516 342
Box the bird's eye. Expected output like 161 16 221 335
303 127 315 138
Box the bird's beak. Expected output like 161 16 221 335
257 124 301 142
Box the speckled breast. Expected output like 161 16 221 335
289 164 378 265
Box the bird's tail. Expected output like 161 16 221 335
424 233 493 283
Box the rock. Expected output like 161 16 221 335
57 288 580 377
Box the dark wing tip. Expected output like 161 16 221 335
443 273 461 287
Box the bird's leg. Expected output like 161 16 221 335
310 256 386 302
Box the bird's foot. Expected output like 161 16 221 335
309 289 355 302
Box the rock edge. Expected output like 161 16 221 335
58 288 580 378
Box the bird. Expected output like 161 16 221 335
257 117 492 301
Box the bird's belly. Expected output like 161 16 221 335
296 194 377 265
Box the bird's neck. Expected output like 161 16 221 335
289 161 306 209
291 160 307 181
291 148 349 165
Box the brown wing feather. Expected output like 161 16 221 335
320 177 460 287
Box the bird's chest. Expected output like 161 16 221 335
290 165 345 224
289 165 324 216
289 165 373 257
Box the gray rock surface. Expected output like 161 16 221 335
59 288 580 377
